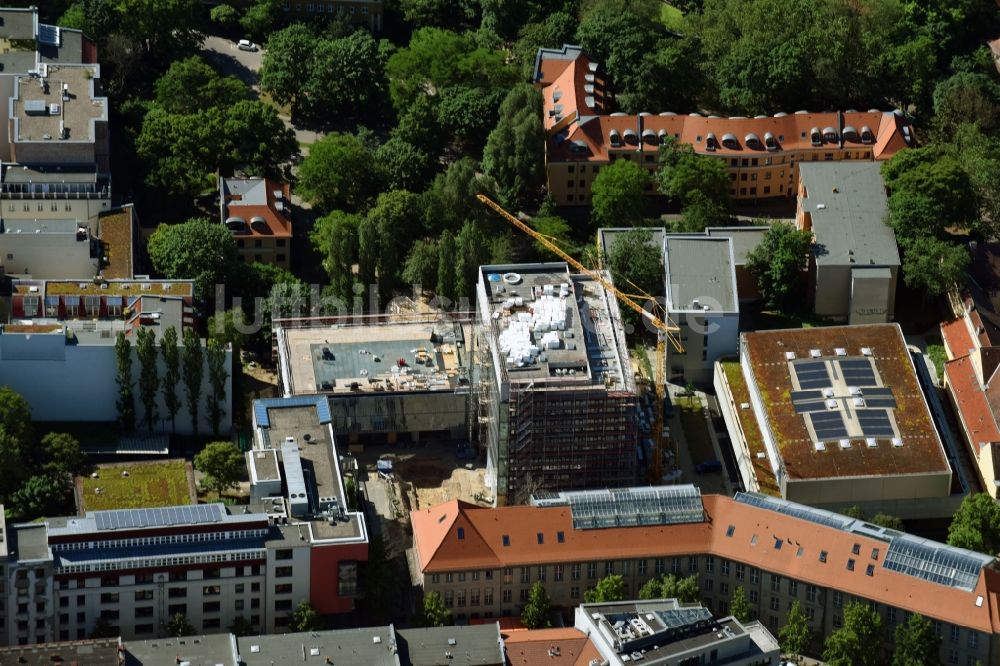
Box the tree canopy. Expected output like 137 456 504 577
297 133 385 213
892 613 941 666
521 581 553 628
482 84 545 210
745 223 813 310
780 599 812 662
590 159 650 228
948 493 1000 554
147 218 243 299
637 574 699 603
822 601 884 666
584 574 626 603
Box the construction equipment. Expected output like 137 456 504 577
476 194 683 484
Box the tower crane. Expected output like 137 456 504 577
476 194 683 484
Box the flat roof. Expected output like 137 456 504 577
12 65 107 143
598 227 665 262
479 262 633 391
279 317 470 395
3 218 83 233
14 277 192 297
256 399 366 543
238 627 399 666
0 638 121 666
396 625 503 666
741 324 949 480
98 206 136 279
705 226 769 265
10 522 50 561
799 162 899 268
123 634 239 666
664 236 738 313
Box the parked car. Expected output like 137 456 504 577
237 39 258 52
695 459 723 474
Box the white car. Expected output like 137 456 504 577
237 39 258 52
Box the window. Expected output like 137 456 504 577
134 590 153 601
554 565 563 582
950 626 960 644
203 601 220 613
721 560 730 577
472 571 480 581
470 589 479 606
719 582 729 596
847 559 855 572
571 564 581 580
458 573 465 582
556 531 565 543
502 590 511 603
605 561 614 576
819 551 828 563
168 604 186 615
655 558 665 575
887 607 897 624
520 568 530 584
705 556 714 573
750 568 759 584
637 560 646 576
866 564 875 577
536 532 544 545
431 574 439 584
587 563 597 579
788 581 798 597
274 584 292 594
502 535 510 547
276 239 286 247
275 599 292 611
834 591 843 608
725 525 735 538
703 579 713 592
484 589 493 605
750 590 759 603
519 589 529 603
168 588 187 599
770 596 780 611
457 590 465 607
852 543 861 555
735 564 745 581
275 566 293 578
771 575 781 593
763 186 771 195
622 560 630 576
537 567 546 582
968 632 978 650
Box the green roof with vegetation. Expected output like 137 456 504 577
79 460 194 512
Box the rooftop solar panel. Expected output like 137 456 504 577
94 504 224 531
862 387 894 397
809 411 848 439
857 410 895 437
793 402 829 414
37 24 60 47
735 492 854 530
863 397 897 409
790 390 823 402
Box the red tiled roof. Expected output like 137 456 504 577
942 317 977 360
412 495 1000 634
222 178 292 238
503 628 601 666
537 46 913 164
946 355 1000 456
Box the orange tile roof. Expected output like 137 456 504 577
742 324 948 479
502 628 601 666
944 355 1000 456
536 46 913 164
412 495 1000 634
942 317 977 360
223 178 292 238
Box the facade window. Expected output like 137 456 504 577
788 581 798 597
502 590 511 603
571 564 581 581
721 560 730 577
470 589 479 606
587 563 597 579
968 631 978 650
458 572 466 582
571 586 580 599
203 601 220 613
770 597 779 611
887 607 897 624
622 561 630 576
750 590 759 604
456 590 465 607
554 565 563 582
275 567 293 578
275 600 292 611
275 549 293 560
274 584 292 595
735 564 745 581
771 575 780 593
637 560 646 576
834 591 843 608
806 607 815 622
519 589 529 603
750 568 759 585
703 579 713 593
484 589 493 605
720 582 729 596
671 558 681 574
537 567 546 582
444 591 454 607
605 561 614 576
705 556 714 573
950 626 960 643
276 253 286 262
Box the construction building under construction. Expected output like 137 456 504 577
475 263 639 506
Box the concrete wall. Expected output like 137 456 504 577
0 334 233 435
849 268 895 324
784 470 953 507
669 312 739 385
236 236 290 271
11 138 95 166
264 543 311 633
2 198 112 226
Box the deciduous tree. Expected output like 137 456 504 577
948 492 1000 554
584 574 626 603
312 211 362 305
194 441 243 497
422 591 451 627
10 474 68 521
483 84 545 210
135 327 159 431
745 223 813 310
893 612 941 666
590 159 650 228
147 218 243 299
160 327 182 433
114 332 136 431
259 23 315 111
182 329 204 436
298 134 384 213
154 56 247 114
436 230 457 303
522 582 553 628
39 433 85 477
899 235 969 299
823 601 883 666
730 585 750 623
205 339 229 437
780 599 812 662
637 574 700 602
403 239 439 290
165 613 196 637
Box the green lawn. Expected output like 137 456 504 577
80 460 193 512
660 3 685 31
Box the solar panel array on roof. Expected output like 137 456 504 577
253 395 331 428
567 485 704 530
883 535 992 592
94 504 224 531
792 361 831 389
735 492 855 531
809 411 848 440
656 607 713 629
840 359 878 386
37 24 60 47
857 410 894 437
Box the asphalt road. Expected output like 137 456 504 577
200 35 263 88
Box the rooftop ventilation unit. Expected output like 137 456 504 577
891 438 903 448
839 439 851 450
835 347 847 356
815 441 827 452
810 349 822 358
866 438 877 448
785 351 796 360
861 347 873 356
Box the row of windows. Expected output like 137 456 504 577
55 530 267 552
235 238 287 249
55 549 265 575
7 202 75 212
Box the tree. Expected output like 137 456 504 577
607 228 662 332
730 585 750 623
403 240 439 290
893 612 941 666
298 31 389 122
240 0 283 41
165 612 196 637
209 4 239 29
947 492 1000 554
745 223 813 310
436 230 457 303
195 441 244 497
637 574 700 602
147 218 243 299
0 387 34 449
521 582 553 628
182 329 204 436
398 0 479 31
482 84 545 209
220 100 298 176
844 505 866 520
900 235 969 299
259 23 315 111
39 433 85 477
0 430 28 502
871 513 905 531
288 600 321 631
206 339 229 437
780 599 812 662
229 616 255 637
376 138 437 193
590 159 650 228
932 72 1000 139
673 191 730 233
208 309 248 356
658 136 730 204
135 327 159 431
298 133 384 213
392 95 446 160
154 56 247 114
823 601 883 666
311 211 362 305
422 591 451 627
10 474 69 521
454 221 492 300
161 327 182 432
364 191 426 303
584 574 626 603
114 332 136 431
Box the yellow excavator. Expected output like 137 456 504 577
477 194 683 483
